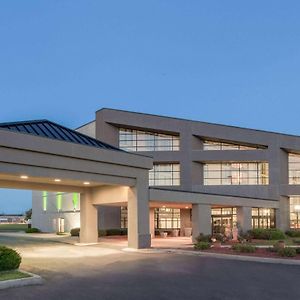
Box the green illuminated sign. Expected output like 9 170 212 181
42 191 47 211
56 193 62 211
72 193 79 210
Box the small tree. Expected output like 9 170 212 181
24 208 32 220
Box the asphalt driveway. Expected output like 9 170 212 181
0 234 300 300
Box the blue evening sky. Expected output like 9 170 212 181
0 1 300 213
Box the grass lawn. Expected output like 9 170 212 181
0 270 31 281
0 224 28 232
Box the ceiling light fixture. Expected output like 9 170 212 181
83 182 90 185
54 179 61 182
20 175 28 179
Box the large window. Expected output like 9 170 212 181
290 197 300 229
203 140 261 151
211 207 237 234
204 162 269 185
149 164 180 186
252 208 276 229
155 208 181 229
119 128 180 151
289 154 300 184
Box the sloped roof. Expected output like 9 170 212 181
0 119 121 151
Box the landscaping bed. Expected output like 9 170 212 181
193 229 300 260
200 246 300 260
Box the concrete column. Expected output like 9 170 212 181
180 208 192 236
149 208 155 238
192 204 211 242
79 190 98 244
237 206 252 233
127 176 151 249
276 196 290 232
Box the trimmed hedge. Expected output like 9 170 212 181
285 230 300 238
194 242 210 250
195 233 212 243
232 244 256 253
0 246 22 271
25 227 41 234
248 228 285 240
70 228 128 237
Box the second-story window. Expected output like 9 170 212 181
289 154 300 184
203 140 260 150
149 163 180 186
203 162 269 185
119 128 179 151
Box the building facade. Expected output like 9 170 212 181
32 108 300 239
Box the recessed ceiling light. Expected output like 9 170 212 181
20 175 28 179
83 182 90 185
185 206 189 209
54 179 61 182
162 205 166 208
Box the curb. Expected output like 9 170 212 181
0 270 43 290
135 248 300 266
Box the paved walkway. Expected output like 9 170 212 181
0 234 300 300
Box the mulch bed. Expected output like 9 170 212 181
201 247 300 260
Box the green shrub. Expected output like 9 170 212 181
25 228 40 234
194 242 211 250
269 229 286 240
0 246 22 271
98 230 107 237
248 228 285 240
285 230 300 238
232 244 256 253
295 248 300 254
120 228 127 236
292 239 300 245
105 229 122 236
278 247 297 257
195 233 211 243
70 228 80 237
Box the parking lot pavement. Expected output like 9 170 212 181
0 234 300 300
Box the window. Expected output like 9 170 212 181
290 197 300 229
149 164 180 186
204 162 269 185
155 208 181 229
203 140 261 151
119 128 180 151
211 207 237 234
121 207 128 228
289 154 300 184
252 208 276 229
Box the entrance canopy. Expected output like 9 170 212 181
0 120 152 192
0 120 153 249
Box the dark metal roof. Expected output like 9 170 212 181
0 119 121 151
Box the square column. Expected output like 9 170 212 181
180 208 192 236
149 208 155 238
127 177 151 249
192 204 211 242
80 190 98 244
276 196 290 232
237 206 252 233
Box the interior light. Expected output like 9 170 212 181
54 179 61 182
83 182 90 185
295 205 300 211
20 175 28 179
